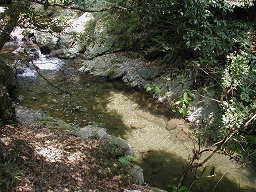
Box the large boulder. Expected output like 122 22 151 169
79 53 126 79
79 52 148 87
187 89 220 123
53 12 94 59
84 17 115 57
76 125 107 139
84 13 140 58
33 31 58 54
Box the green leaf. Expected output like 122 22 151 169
64 1 70 6
180 185 188 191
44 0 49 10
183 92 188 100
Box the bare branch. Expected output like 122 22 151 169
245 113 256 127
213 170 228 192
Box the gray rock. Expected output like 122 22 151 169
81 54 126 79
138 67 165 80
34 31 58 54
187 90 219 123
128 165 144 185
76 125 107 139
102 135 135 156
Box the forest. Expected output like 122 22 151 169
0 0 255 191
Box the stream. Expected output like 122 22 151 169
7 27 256 192
16 57 256 192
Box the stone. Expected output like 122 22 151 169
128 165 144 185
187 90 219 123
76 125 107 139
138 66 165 80
34 31 58 54
103 135 135 156
80 54 127 79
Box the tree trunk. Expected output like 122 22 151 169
0 3 23 51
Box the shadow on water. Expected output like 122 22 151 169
123 87 178 119
17 58 177 138
17 60 132 137
138 150 253 192
17 59 256 192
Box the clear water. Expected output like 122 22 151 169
17 58 256 192
17 58 171 137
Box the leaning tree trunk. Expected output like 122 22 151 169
0 2 24 51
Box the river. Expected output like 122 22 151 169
16 54 256 191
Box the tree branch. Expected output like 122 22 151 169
32 0 129 13
245 113 256 127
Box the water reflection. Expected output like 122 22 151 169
17 60 132 137
17 59 256 192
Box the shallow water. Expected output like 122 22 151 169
17 58 256 192
17 58 171 136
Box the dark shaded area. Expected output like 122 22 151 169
40 46 52 55
0 2 23 51
231 2 256 22
0 58 16 124
0 0 11 5
138 150 250 192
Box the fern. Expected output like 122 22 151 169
118 155 136 167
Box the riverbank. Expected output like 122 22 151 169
0 105 154 192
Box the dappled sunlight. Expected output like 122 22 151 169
0 6 5 13
36 145 63 163
0 126 99 190
0 119 151 191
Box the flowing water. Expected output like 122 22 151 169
9 26 255 191
16 56 256 192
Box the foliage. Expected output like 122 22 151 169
118 155 136 167
19 6 67 32
172 90 195 118
168 178 189 192
0 150 22 191
217 49 256 161
146 80 195 118
146 82 163 97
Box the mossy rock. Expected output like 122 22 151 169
0 58 16 123
84 13 140 57
0 58 16 96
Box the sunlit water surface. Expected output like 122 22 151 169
17 58 256 192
